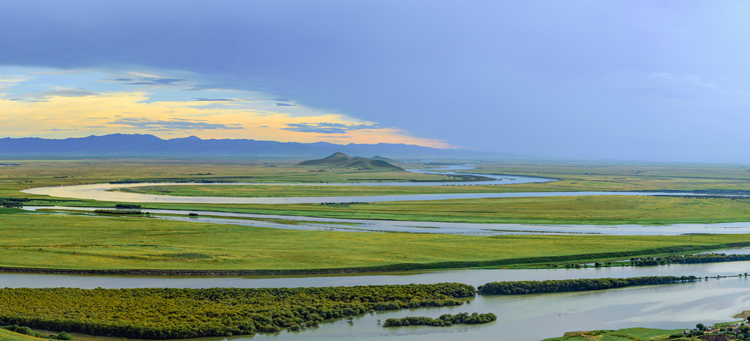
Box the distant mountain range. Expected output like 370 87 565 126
298 152 404 171
0 134 506 159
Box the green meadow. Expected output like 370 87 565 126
4 159 750 272
1 213 749 272
134 195 750 225
7 159 750 225
543 327 691 341
0 329 44 341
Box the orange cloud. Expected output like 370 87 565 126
0 91 455 148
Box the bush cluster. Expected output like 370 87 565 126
630 253 750 266
382 312 496 327
3 325 73 340
0 283 475 339
477 276 698 295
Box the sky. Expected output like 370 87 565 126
1 1 750 162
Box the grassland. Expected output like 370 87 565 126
1 213 750 272
0 159 453 199
123 195 750 225
0 329 44 341
5 159 750 225
117 183 552 197
7 159 750 199
543 327 690 341
5 159 750 273
116 160 750 197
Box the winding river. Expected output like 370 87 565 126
20 165 727 235
21 165 560 204
12 165 750 340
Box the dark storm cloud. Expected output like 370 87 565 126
4 1 750 161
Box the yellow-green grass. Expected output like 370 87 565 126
543 327 689 341
116 160 750 197
117 183 552 197
135 195 750 225
7 159 750 226
471 161 750 192
0 330 41 341
6 159 750 200
2 213 750 272
0 159 454 199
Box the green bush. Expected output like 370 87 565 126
55 331 73 340
0 283 475 339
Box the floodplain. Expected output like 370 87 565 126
4 158 750 340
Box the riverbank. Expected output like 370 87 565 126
4 213 750 273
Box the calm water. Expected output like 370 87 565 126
20 165 556 204
3 262 750 340
13 165 750 339
23 206 750 236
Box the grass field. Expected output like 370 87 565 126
0 159 453 199
1 213 749 272
117 183 557 197
116 160 750 197
129 195 750 225
543 327 689 340
6 159 750 199
5 158 750 273
6 159 750 225
0 329 43 341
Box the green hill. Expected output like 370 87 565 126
0 329 51 341
298 152 404 171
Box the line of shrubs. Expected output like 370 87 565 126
477 276 699 295
93 209 148 215
630 253 750 266
382 312 497 327
3 325 73 340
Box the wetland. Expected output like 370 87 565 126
6 159 750 340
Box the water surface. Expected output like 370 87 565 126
3 262 750 341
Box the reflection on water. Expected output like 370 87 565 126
163 279 750 340
20 165 556 204
4 263 750 341
23 206 750 236
13 165 750 339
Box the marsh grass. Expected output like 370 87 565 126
1 213 750 272
137 195 750 225
543 327 689 340
0 328 44 341
6 159 748 225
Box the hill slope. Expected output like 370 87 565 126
298 152 405 171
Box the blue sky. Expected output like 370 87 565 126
1 1 749 162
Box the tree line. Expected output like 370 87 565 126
477 276 699 295
630 253 750 266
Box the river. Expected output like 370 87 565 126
3 261 750 340
11 165 750 339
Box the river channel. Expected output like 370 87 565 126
12 165 750 339
20 165 729 235
4 261 750 340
